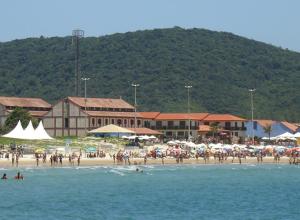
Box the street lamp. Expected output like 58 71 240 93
81 77 90 135
249 88 256 144
185 85 192 140
132 83 140 132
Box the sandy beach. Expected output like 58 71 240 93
0 156 294 168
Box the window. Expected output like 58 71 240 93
167 121 174 127
105 119 108 125
117 119 122 125
130 120 134 126
124 119 127 125
179 121 186 128
235 122 238 128
112 119 115 124
166 131 173 137
64 118 69 128
235 132 238 137
225 122 231 128
204 122 209 126
156 121 162 128
98 119 101 125
92 118 95 126
137 120 141 126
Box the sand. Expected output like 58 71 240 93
0 156 294 168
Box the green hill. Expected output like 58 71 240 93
0 27 300 121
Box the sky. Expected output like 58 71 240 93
1 0 300 51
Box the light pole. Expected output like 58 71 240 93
132 83 140 132
249 88 256 145
185 85 192 140
81 77 90 135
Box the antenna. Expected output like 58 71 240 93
72 29 84 97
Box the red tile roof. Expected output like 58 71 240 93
139 112 160 119
68 97 134 109
281 121 298 133
0 96 51 108
84 111 142 118
198 125 211 132
203 114 246 122
155 113 209 120
128 127 162 135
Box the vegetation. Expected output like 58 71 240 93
263 123 273 140
1 27 300 121
3 107 38 133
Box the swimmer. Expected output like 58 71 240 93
14 172 23 180
135 168 143 173
1 173 7 179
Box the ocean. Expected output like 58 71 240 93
0 164 299 220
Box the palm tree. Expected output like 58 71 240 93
210 122 220 139
263 124 272 140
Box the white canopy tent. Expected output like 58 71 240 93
34 121 53 140
2 120 24 138
2 120 53 140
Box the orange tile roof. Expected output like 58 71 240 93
281 121 298 133
68 97 134 109
203 114 246 122
255 120 275 128
139 112 160 119
84 111 142 118
198 125 211 132
155 113 209 120
0 96 51 108
128 127 162 135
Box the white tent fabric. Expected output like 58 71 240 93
2 120 53 140
34 121 53 140
22 121 36 139
3 120 24 138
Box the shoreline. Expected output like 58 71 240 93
0 156 295 168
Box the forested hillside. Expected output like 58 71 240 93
1 27 300 121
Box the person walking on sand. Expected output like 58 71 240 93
161 153 165 165
77 156 80 166
144 155 147 165
11 153 15 167
50 155 53 166
113 154 116 164
16 153 19 167
36 156 39 167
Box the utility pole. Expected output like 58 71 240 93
81 77 90 135
132 83 140 132
185 85 192 140
249 88 256 145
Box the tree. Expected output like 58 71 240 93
263 123 272 140
209 122 220 138
3 107 38 133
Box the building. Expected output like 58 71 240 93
200 114 247 138
141 112 209 139
245 120 299 138
140 112 247 140
0 96 51 126
43 97 143 137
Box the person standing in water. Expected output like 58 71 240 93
1 173 7 179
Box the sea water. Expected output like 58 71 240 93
0 164 299 220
